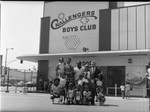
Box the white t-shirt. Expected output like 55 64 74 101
74 67 85 80
96 80 103 86
82 77 89 83
59 77 66 87
78 80 84 86
68 90 74 98
51 84 61 94
120 85 125 91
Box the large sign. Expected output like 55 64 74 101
44 2 109 53
51 11 97 31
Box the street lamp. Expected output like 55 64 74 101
4 48 13 84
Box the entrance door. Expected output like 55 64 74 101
107 66 125 96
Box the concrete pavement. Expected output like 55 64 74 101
0 87 149 112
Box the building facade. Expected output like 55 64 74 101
17 2 150 97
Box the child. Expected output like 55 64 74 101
74 84 82 105
83 84 91 105
84 64 90 79
50 78 61 104
66 83 75 104
56 58 65 78
78 74 84 86
125 82 131 99
82 70 90 84
58 75 67 103
95 77 103 102
97 87 106 106
120 83 125 99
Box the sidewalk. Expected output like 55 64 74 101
0 86 36 93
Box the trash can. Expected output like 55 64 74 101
22 87 28 93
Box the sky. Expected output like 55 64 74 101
0 1 44 70
1 1 150 70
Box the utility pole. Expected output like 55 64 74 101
4 48 13 84
5 67 10 93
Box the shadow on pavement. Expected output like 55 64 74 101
124 98 140 100
103 104 119 107
51 103 119 107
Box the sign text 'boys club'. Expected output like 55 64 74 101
51 11 97 32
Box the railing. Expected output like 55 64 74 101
107 84 148 97
106 84 120 96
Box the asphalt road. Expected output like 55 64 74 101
0 88 149 112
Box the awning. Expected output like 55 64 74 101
16 49 150 62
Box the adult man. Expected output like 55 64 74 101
89 61 102 105
90 61 102 80
74 61 85 85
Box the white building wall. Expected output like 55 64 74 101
111 9 119 50
137 6 146 49
120 8 128 50
111 4 150 51
128 7 136 50
48 55 149 78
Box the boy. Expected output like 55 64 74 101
74 85 82 105
50 78 61 103
120 83 125 99
83 84 91 105
97 87 106 106
56 58 65 78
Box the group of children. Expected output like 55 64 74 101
120 82 132 99
50 58 106 105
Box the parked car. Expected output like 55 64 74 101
17 81 24 87
26 82 37 87
0 83 12 86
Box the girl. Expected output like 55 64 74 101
66 83 75 104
